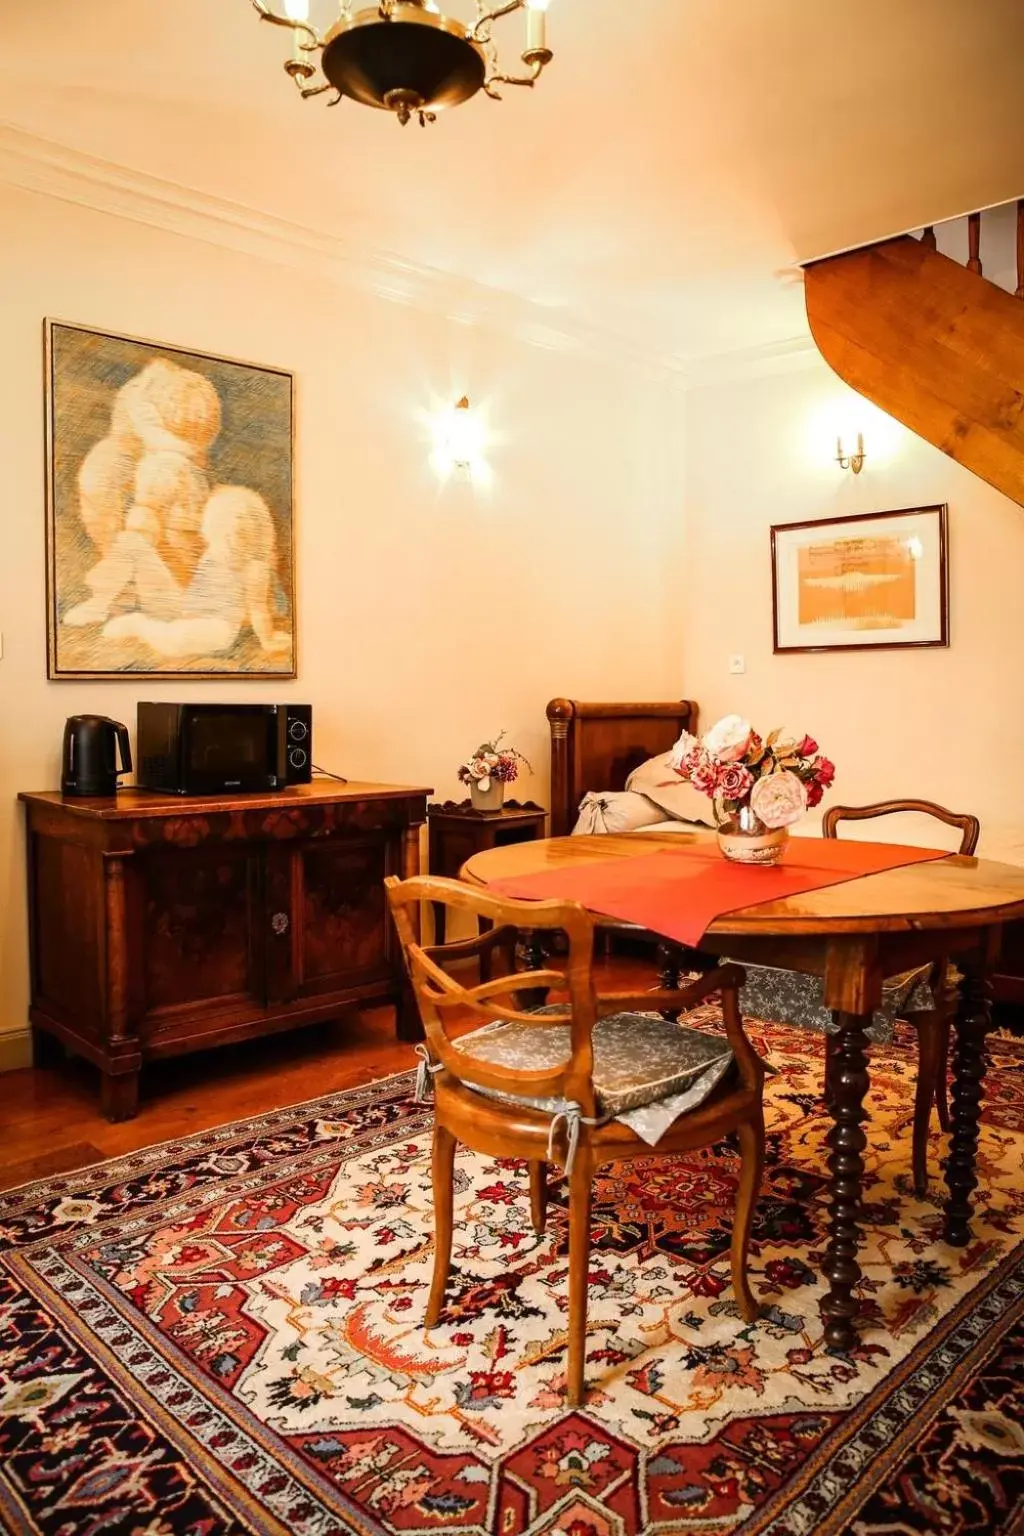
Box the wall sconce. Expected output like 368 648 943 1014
836 433 866 474
431 395 488 482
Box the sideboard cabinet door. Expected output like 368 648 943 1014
136 843 266 1043
281 833 397 1004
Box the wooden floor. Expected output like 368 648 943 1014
10 974 1014 1196
0 952 654 1194
0 1006 424 1193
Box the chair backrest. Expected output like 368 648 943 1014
823 798 980 856
385 875 601 1117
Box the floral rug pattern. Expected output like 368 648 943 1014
2 1020 1024 1535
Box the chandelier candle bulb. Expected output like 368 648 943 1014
526 1 548 52
283 0 310 61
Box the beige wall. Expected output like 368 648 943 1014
0 183 687 1056
681 360 1024 861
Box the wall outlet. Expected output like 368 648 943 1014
728 654 746 675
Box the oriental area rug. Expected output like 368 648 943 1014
2 1022 1024 1536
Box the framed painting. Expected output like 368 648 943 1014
771 505 948 654
44 320 296 680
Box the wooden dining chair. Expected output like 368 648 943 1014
733 799 979 1197
386 874 766 1408
824 801 979 1193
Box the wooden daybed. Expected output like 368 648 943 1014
546 697 699 837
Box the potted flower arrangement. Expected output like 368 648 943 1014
458 732 533 812
672 715 835 864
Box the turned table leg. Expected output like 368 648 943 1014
514 931 550 1009
944 957 992 1247
821 1010 872 1353
657 941 685 1019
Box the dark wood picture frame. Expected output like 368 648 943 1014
771 504 949 655
44 318 297 681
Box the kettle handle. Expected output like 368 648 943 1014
100 718 133 778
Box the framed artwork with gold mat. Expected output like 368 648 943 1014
771 505 948 654
44 319 296 680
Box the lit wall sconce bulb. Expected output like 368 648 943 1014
836 432 866 474
283 0 309 17
430 395 489 482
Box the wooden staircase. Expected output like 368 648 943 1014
804 205 1024 505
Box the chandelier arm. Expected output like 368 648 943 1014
484 52 550 97
250 0 322 53
298 81 343 102
471 0 524 42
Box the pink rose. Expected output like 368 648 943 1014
813 756 836 788
806 780 824 809
688 750 722 796
703 715 753 763
750 770 807 829
718 763 754 803
796 735 818 757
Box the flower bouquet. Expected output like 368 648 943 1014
458 732 532 812
672 715 835 864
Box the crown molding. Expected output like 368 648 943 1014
0 123 823 389
0 123 691 382
684 331 820 386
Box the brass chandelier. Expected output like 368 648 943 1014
251 0 554 126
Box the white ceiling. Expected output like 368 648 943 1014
2 0 1023 365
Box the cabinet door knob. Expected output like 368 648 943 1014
271 911 290 936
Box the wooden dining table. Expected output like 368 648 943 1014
460 830 1024 1354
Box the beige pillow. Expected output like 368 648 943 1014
572 791 666 835
625 752 716 826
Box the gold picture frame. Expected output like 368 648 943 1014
771 505 949 654
44 319 296 680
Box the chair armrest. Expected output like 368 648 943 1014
596 964 746 1018
425 923 518 968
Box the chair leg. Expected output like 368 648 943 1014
911 1014 945 1198
528 1161 548 1235
425 1122 456 1327
566 1160 593 1408
732 1114 764 1324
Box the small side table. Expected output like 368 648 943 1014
428 799 547 945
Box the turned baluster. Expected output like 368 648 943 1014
1016 200 1024 300
967 211 982 275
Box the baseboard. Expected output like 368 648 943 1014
0 1032 32 1073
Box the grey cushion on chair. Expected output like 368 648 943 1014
455 1007 735 1146
727 961 936 1044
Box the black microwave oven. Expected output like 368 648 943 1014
136 703 312 794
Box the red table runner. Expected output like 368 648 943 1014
488 838 948 947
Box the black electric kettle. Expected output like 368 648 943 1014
61 715 132 798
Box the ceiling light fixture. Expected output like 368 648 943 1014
251 0 554 127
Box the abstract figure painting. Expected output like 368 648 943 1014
771 505 948 654
45 321 295 679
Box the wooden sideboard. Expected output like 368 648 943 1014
19 781 430 1120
